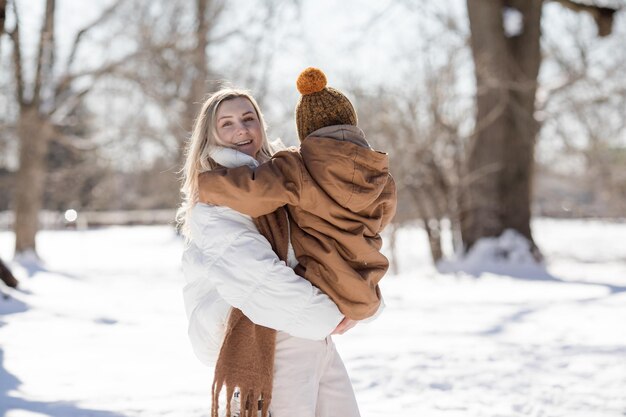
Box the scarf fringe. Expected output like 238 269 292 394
212 378 272 417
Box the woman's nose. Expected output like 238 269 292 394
236 122 248 135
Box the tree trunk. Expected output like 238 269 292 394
13 105 50 255
175 0 213 165
0 0 6 57
0 258 18 288
501 0 542 246
424 218 444 263
0 0 6 34
411 188 445 264
462 0 542 252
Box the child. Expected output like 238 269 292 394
197 67 397 321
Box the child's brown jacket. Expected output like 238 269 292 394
198 125 397 320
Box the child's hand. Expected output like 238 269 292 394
332 317 358 335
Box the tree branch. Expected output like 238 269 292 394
33 0 56 107
551 0 620 37
50 130 98 152
55 48 145 102
207 27 243 43
8 2 25 105
49 85 93 122
65 0 123 73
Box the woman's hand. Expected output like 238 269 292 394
332 317 358 335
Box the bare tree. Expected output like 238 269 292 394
124 0 222 164
538 8 626 217
462 0 620 255
111 0 294 166
4 0 139 256
350 0 622 266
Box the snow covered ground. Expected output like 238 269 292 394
0 219 625 417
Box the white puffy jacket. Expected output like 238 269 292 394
182 147 344 366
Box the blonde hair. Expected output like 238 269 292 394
176 88 274 238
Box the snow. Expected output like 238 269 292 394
438 229 550 279
503 7 524 38
1 219 625 417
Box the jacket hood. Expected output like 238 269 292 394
300 125 389 212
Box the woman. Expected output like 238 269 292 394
177 89 361 417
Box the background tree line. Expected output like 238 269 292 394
0 0 624 268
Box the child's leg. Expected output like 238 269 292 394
269 331 326 417
315 337 361 417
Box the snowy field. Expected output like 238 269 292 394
0 219 625 417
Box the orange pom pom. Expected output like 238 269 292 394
296 67 327 95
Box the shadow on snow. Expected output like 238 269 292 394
0 352 128 417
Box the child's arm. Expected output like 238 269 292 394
379 174 398 232
197 151 303 217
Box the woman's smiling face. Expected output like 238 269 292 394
215 97 264 159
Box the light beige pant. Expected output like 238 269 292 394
269 332 361 417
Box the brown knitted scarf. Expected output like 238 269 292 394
211 207 291 417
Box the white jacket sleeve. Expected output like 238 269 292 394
182 243 231 365
190 204 343 340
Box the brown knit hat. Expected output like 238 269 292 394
295 67 358 141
